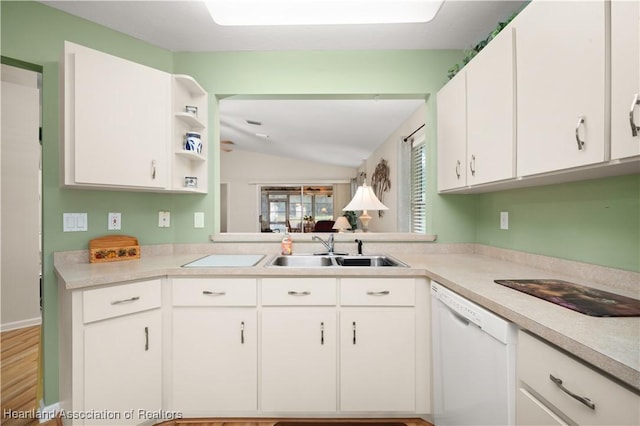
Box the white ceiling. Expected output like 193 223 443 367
220 97 425 168
39 0 527 167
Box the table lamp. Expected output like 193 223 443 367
342 182 388 232
332 216 352 233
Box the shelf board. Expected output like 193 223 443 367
175 112 206 129
174 74 206 96
175 150 206 162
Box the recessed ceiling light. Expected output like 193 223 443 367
204 0 444 26
255 133 270 139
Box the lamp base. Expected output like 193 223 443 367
359 210 372 232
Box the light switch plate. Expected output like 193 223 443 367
500 211 509 230
63 213 88 232
194 212 205 228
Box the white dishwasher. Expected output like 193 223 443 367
431 281 517 426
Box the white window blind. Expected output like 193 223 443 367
410 135 426 233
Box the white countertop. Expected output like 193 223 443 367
54 248 640 392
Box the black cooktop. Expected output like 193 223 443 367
494 279 640 317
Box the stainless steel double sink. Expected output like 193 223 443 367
266 254 408 268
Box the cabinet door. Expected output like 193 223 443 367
437 71 467 191
84 309 161 425
340 309 415 412
611 0 640 159
466 27 515 185
172 308 257 413
69 42 171 189
261 308 337 412
515 1 606 176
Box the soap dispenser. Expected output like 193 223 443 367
281 230 293 255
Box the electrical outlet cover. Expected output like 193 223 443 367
108 212 122 230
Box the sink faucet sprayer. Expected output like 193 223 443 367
355 239 363 255
312 234 335 254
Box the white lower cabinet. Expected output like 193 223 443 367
261 308 338 412
340 309 415 412
261 277 337 412
58 278 163 425
84 310 162 425
172 309 257 413
517 330 639 426
61 275 429 422
170 278 258 414
339 277 416 412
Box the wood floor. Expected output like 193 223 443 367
1 325 59 426
158 419 433 426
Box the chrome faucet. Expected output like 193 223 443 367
312 234 335 254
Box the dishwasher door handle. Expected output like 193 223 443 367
444 303 471 326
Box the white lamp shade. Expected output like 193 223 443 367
332 216 352 231
342 183 388 212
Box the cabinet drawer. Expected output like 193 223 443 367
518 330 639 425
83 279 161 323
340 278 415 306
261 278 336 306
172 277 257 306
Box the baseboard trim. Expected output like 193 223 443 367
38 400 61 424
1 316 42 332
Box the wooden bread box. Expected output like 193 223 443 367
89 235 140 263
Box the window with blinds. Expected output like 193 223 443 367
410 136 426 233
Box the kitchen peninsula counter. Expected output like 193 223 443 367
54 246 640 393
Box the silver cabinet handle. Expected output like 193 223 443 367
630 93 639 137
320 322 324 345
575 116 585 150
455 160 461 179
202 290 226 296
110 296 140 305
469 154 476 176
144 326 149 351
549 374 595 410
352 321 357 345
366 290 390 296
240 321 245 344
151 160 157 179
287 290 311 296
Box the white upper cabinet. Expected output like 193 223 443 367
611 0 640 160
466 26 516 186
62 42 209 193
63 41 171 190
437 25 516 192
515 0 607 176
437 71 467 191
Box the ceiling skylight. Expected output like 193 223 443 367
204 0 445 26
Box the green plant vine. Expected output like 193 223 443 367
447 12 520 80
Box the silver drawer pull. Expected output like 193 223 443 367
366 290 390 296
549 374 595 410
287 290 311 296
110 296 140 305
144 326 149 351
240 321 245 344
202 290 226 296
320 322 324 345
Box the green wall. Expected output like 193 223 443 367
475 175 640 272
2 0 638 407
